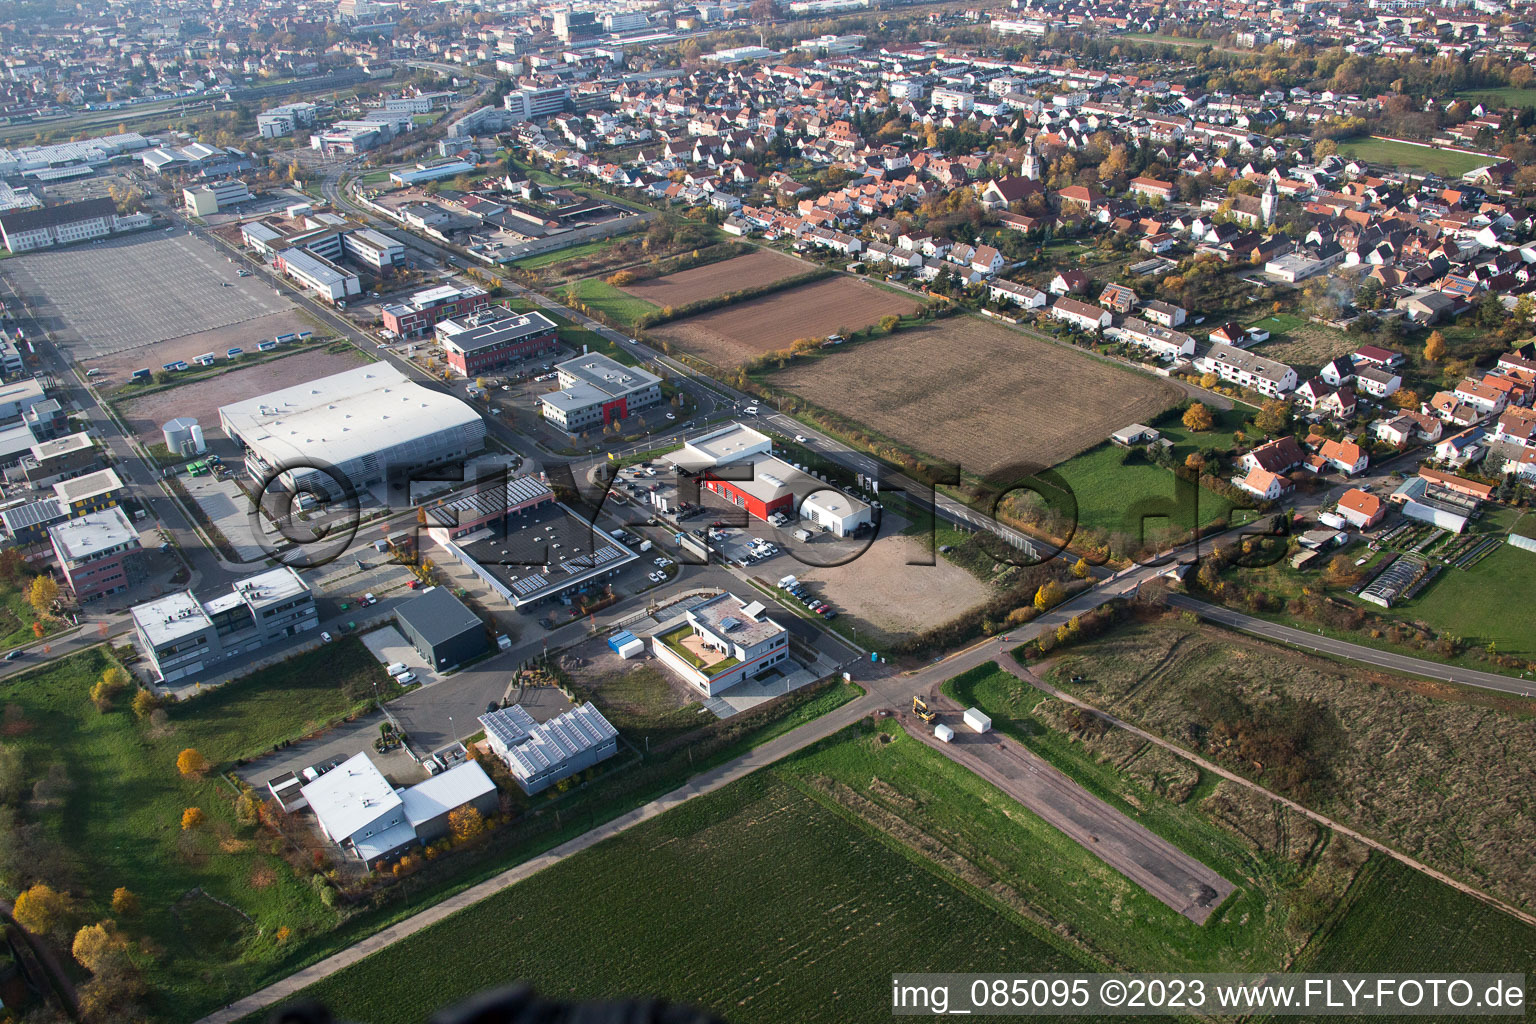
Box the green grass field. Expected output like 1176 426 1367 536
511 239 615 270
1304 855 1536 977
0 643 394 1012
1390 540 1536 659
293 765 1087 1024
1454 86 1536 109
0 577 58 650
1338 138 1495 177
566 277 659 329
1045 405 1252 535
286 707 1536 1023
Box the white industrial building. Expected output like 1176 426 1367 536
478 703 619 794
183 179 252 216
666 423 873 537
218 364 485 501
274 247 360 302
0 198 149 254
539 353 662 432
297 752 499 867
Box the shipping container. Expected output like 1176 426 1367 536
963 708 991 734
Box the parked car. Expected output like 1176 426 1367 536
396 671 416 685
321 631 334 643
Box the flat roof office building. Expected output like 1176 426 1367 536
129 566 318 682
539 353 662 432
424 475 640 609
48 506 139 602
380 283 489 338
219 364 485 502
435 306 558 377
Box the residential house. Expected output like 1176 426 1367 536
988 280 1047 309
1319 357 1356 387
1242 435 1306 474
1353 344 1405 370
1235 466 1288 501
1453 377 1509 417
1196 344 1298 397
1336 488 1386 528
1142 300 1186 328
1317 438 1368 475
1434 426 1486 467
1050 297 1112 332
1049 269 1089 295
1098 283 1138 313
1354 365 1402 399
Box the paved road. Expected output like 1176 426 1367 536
1166 593 1536 698
912 670 1234 923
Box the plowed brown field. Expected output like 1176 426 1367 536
768 318 1180 474
619 249 809 307
647 277 919 368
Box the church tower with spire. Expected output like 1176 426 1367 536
1022 140 1041 182
1260 177 1278 226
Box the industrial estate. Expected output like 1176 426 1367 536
1 0 1536 1021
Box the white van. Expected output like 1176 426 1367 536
385 662 409 678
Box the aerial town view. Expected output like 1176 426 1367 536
2 0 1536 1019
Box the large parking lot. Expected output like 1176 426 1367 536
4 228 292 358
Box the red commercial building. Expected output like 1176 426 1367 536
435 306 559 377
380 284 490 338
701 460 799 521
48 506 141 602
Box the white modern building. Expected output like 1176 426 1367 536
274 247 360 303
257 102 319 139
219 364 485 501
183 179 252 216
478 703 619 794
539 353 662 432
129 566 318 683
298 752 499 867
651 593 790 697
0 198 147 253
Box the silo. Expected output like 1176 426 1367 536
162 416 197 452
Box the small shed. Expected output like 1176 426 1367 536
963 708 992 734
934 723 955 743
607 630 638 654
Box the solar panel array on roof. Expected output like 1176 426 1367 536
480 704 538 749
499 704 618 780
2 498 62 532
509 574 547 597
